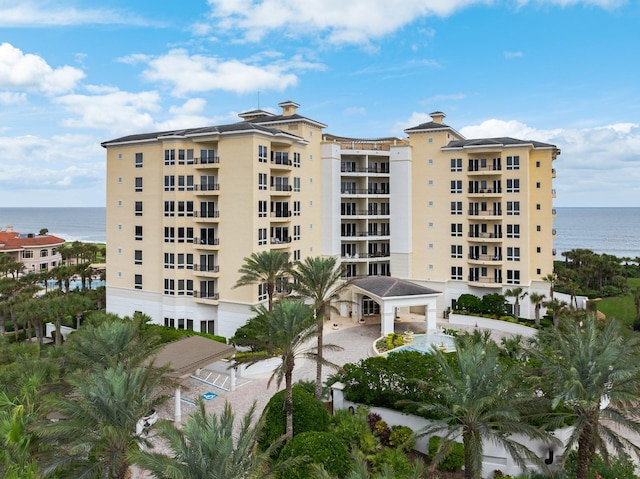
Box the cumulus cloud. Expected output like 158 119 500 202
140 49 323 95
0 43 85 95
55 89 161 135
504 51 523 59
0 1 154 27
0 91 26 104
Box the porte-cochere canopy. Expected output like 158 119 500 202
349 277 441 336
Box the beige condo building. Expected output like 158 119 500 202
103 102 559 337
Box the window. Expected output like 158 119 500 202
537 268 541 275
506 179 520 193
450 158 462 172
451 223 463 237
22 250 33 259
293 201 301 216
258 283 268 301
537 247 541 253
450 180 462 194
118 177 123 184
450 201 463 215
293 249 301 261
135 226 143 241
506 201 520 216
200 149 217 164
506 155 520 170
135 152 143 168
164 175 175 191
293 152 301 168
293 225 301 241
507 247 520 261
258 200 267 217
258 145 268 163
451 266 463 280
164 278 175 295
186 149 194 164
451 245 463 259
536 182 541 189
135 177 143 192
506 224 520 238
164 149 175 166
135 201 143 216
164 227 175 243
178 149 185 165
536 203 541 210
537 225 541 232
164 201 175 217
134 250 142 265
135 274 142 290
164 253 174 269
39 249 48 258
258 173 267 190
536 161 541 167
293 177 300 192
258 228 267 246
507 270 520 285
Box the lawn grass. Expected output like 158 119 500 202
597 277 640 330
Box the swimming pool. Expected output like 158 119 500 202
385 332 456 355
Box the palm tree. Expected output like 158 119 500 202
290 255 347 399
130 400 297 479
532 316 640 479
529 292 546 326
543 298 568 328
542 273 556 300
410 337 551 479
39 364 167 479
234 250 290 312
631 286 640 323
504 287 528 318
235 299 320 440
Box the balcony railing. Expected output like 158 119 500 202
195 238 220 246
341 231 390 237
468 210 502 216
468 276 502 284
468 188 502 194
271 158 292 166
468 254 502 261
341 210 390 216
468 232 503 239
271 237 292 244
468 165 501 172
271 211 292 218
341 188 390 195
194 291 219 300
195 211 220 218
194 184 220 191
271 185 292 192
342 252 391 259
340 166 390 173
193 264 219 273
194 156 220 165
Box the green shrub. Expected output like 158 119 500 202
388 425 415 451
146 324 226 345
259 386 329 452
563 450 636 479
329 407 371 451
277 431 351 479
428 436 464 472
370 446 414 477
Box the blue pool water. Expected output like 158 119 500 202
388 333 456 354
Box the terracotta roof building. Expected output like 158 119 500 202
0 226 65 274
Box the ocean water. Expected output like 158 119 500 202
0 207 106 243
0 207 638 259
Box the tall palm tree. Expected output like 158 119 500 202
235 299 320 440
234 250 290 312
130 401 297 479
290 255 347 399
532 316 640 479
504 287 528 318
542 273 556 301
543 298 568 328
410 337 551 479
39 364 167 479
529 292 546 326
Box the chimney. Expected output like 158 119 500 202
279 100 300 117
429 111 446 124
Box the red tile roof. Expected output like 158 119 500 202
0 231 66 252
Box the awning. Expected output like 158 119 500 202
152 335 236 379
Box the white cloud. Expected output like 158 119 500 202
0 1 154 27
0 43 85 95
0 91 26 104
344 107 367 116
392 112 437 133
55 89 161 135
504 51 523 59
515 0 625 8
140 49 317 95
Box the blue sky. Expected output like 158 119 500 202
0 0 638 207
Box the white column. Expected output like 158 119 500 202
174 386 181 424
426 304 437 333
381 302 395 336
230 365 237 391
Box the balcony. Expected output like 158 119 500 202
194 184 220 194
270 158 292 170
340 165 390 174
194 238 220 249
468 210 502 218
468 232 503 241
341 209 390 217
271 236 292 245
468 254 502 263
193 157 220 168
193 264 220 276
193 291 219 304
552 168 557 178
342 252 390 260
468 187 502 195
468 276 502 288
194 211 220 222
271 211 292 218
271 184 292 192
467 165 501 175
341 188 390 196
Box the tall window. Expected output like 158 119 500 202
134 274 142 290
450 201 463 215
507 247 520 261
450 223 462 237
135 153 143 168
258 173 267 190
164 279 175 295
164 175 175 191
506 201 520 216
178 149 185 165
450 180 462 194
164 201 175 217
450 158 462 172
134 250 142 265
135 177 143 192
164 227 175 243
450 245 463 259
135 225 143 241
451 266 463 280
258 283 268 301
506 179 520 193
258 145 268 163
135 201 143 216
293 201 301 216
200 149 217 164
506 155 520 170
293 177 301 192
293 152 301 168
506 224 520 238
258 228 267 246
293 225 301 241
258 200 267 217
164 149 175 166
507 270 520 284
